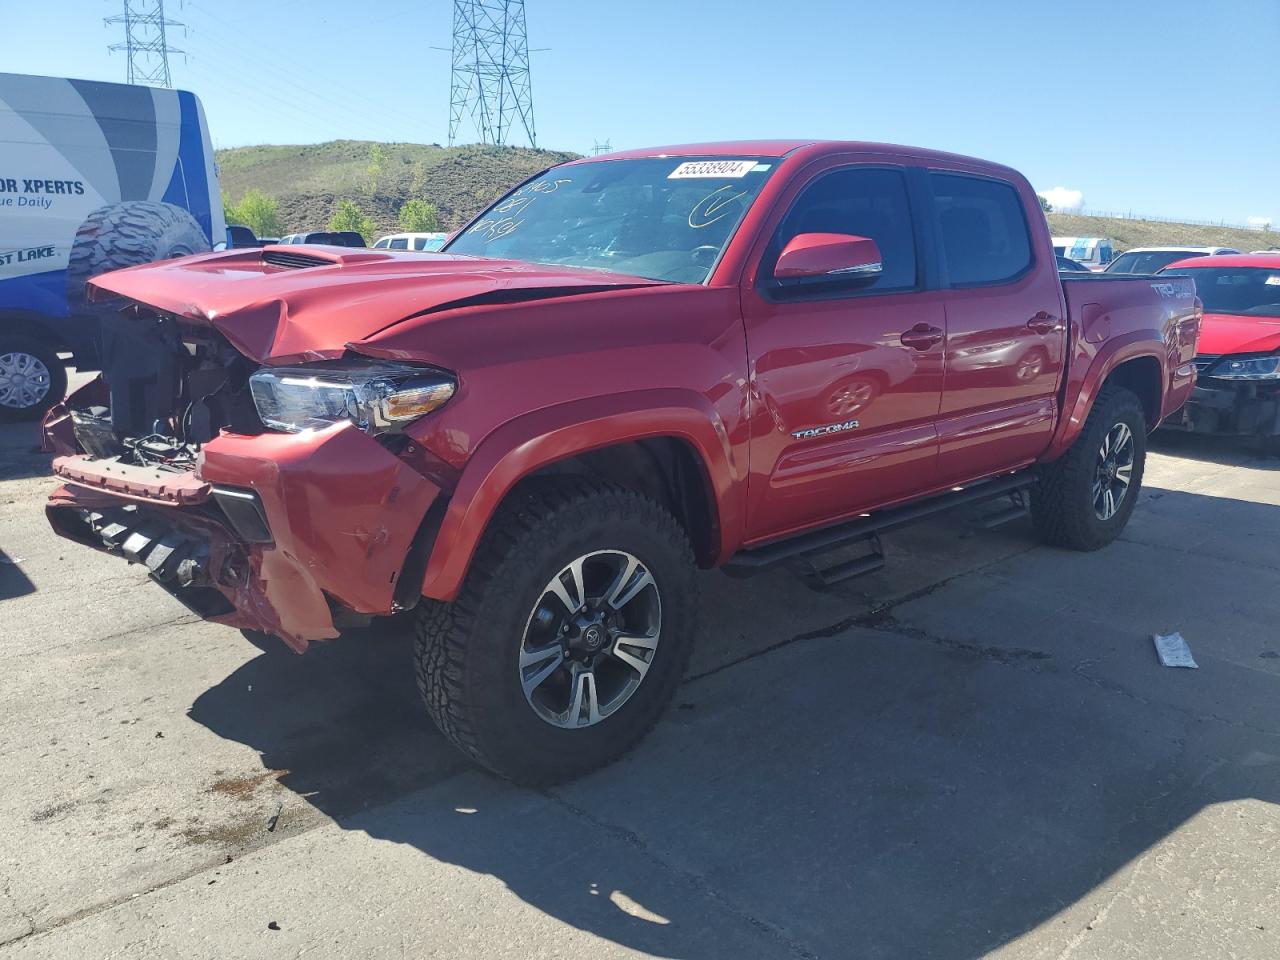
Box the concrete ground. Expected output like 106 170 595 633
2 382 1278 958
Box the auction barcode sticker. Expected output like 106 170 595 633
668 160 758 179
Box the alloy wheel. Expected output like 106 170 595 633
519 550 661 728
1093 422 1135 521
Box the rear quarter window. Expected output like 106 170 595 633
930 173 1033 286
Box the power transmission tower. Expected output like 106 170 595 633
591 140 612 156
105 1 184 88
449 0 537 148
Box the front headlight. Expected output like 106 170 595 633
249 359 456 434
1206 354 1280 381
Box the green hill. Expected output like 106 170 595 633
215 140 579 237
216 139 1276 252
1047 212 1274 254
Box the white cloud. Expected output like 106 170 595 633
1038 186 1085 211
1247 216 1273 231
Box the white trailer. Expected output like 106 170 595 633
0 73 223 419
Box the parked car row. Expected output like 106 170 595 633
226 226 367 249
227 227 451 253
372 232 449 251
1052 235 1245 275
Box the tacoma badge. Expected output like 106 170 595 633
791 419 860 440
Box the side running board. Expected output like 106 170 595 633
724 472 1035 587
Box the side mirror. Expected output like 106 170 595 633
774 233 883 282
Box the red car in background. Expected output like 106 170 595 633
1159 254 1280 454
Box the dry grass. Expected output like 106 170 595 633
1048 213 1275 253
216 139 578 235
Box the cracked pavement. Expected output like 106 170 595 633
2 392 1279 958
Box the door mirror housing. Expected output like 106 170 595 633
774 233 883 283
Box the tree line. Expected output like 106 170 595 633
223 190 441 243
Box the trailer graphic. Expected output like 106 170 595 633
0 72 223 418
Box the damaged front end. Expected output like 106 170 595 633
44 297 446 652
1166 354 1280 443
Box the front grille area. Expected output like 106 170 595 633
262 250 331 269
1194 355 1220 375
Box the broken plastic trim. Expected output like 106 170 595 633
211 486 273 544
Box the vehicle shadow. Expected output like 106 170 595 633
0 546 35 600
1151 428 1279 469
187 488 1280 959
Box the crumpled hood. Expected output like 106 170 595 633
87 246 663 363
1197 312 1280 357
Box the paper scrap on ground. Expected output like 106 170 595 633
1153 632 1198 669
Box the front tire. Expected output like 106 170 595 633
1031 384 1147 551
414 479 697 785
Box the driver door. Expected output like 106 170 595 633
740 164 945 542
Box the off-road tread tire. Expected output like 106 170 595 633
1031 384 1146 551
0 335 67 422
414 477 697 785
66 201 210 311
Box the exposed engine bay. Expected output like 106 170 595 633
70 303 262 467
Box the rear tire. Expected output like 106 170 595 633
414 478 697 785
0 336 66 422
1032 384 1147 551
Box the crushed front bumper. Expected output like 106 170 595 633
46 421 441 651
1162 379 1280 439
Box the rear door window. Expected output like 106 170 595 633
389 237 409 250
930 173 1033 286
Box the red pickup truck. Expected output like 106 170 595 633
44 141 1200 783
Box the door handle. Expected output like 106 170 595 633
1027 311 1062 335
900 323 943 351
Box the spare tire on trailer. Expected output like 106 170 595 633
66 201 211 313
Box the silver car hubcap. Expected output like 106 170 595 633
0 351 52 410
519 550 661 729
1093 422 1134 521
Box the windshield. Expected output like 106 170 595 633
445 157 777 283
1162 266 1280 317
1107 250 1198 274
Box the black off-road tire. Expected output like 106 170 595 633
1031 384 1147 551
0 335 67 422
414 478 698 785
66 201 210 312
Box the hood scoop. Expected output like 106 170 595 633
262 250 333 270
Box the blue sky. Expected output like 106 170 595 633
4 0 1278 225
